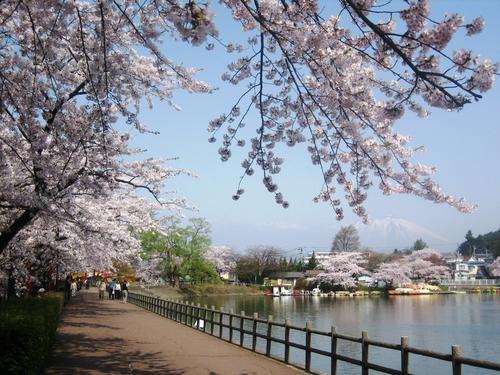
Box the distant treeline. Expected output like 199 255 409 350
458 228 500 257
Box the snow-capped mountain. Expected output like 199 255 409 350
355 217 453 252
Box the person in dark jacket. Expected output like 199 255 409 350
108 279 116 299
121 280 129 303
64 275 71 301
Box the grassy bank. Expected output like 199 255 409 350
131 284 264 299
180 284 263 297
0 292 65 375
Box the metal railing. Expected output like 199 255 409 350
128 292 500 374
441 279 499 286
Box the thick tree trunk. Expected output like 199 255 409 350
0 208 39 255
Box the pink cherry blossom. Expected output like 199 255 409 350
0 1 496 282
489 257 500 277
316 252 368 289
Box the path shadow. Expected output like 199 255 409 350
46 290 186 374
46 332 186 374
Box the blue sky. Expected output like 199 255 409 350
131 1 500 255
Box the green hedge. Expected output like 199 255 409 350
0 292 65 375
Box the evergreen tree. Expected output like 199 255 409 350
307 252 319 270
413 239 428 251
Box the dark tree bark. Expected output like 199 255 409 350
0 208 39 255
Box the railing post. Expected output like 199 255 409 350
266 315 273 357
203 305 208 332
191 303 195 327
197 303 201 329
401 336 409 375
211 306 215 335
331 326 338 375
240 311 245 346
305 322 312 371
219 307 224 338
285 319 291 364
252 312 258 351
186 302 195 327
229 309 234 343
452 345 462 375
362 331 369 375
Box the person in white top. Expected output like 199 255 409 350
114 280 121 299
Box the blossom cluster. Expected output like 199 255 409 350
0 0 206 279
207 0 496 222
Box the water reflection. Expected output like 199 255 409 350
192 294 499 374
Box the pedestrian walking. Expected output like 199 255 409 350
64 275 71 301
121 280 129 303
114 281 121 300
99 279 106 300
108 279 115 300
71 279 77 297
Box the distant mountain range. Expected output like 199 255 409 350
355 217 453 252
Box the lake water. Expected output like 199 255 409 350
190 294 499 374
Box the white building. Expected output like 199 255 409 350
446 256 487 281
303 252 332 264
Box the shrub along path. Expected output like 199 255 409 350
46 288 303 374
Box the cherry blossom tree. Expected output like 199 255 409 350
0 189 164 293
316 251 367 289
0 0 206 255
373 248 450 287
209 0 496 221
405 248 450 280
489 257 500 277
0 1 497 280
373 261 412 287
205 245 237 275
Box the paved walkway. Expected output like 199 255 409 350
46 289 303 375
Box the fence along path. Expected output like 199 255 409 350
128 292 500 375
